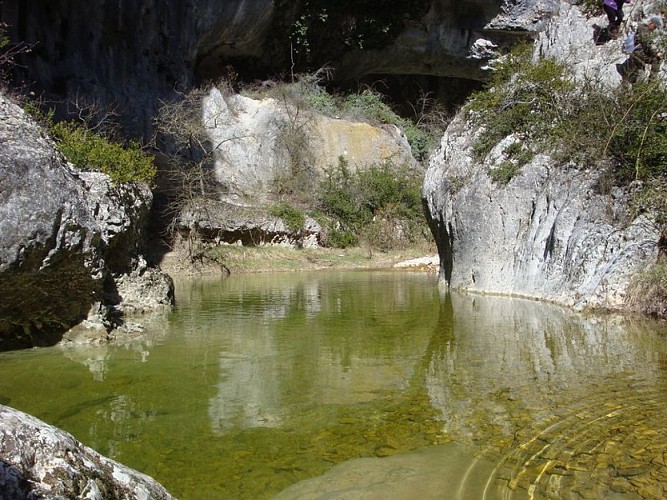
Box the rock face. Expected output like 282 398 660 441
0 404 174 499
169 87 418 247
422 3 662 312
1 0 557 133
180 199 322 249
204 88 416 200
0 93 173 349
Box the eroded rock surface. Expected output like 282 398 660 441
0 93 173 349
0 404 174 499
422 3 663 312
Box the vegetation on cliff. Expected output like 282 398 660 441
50 119 156 184
465 41 667 316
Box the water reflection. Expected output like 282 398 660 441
0 272 665 499
424 293 667 499
202 272 438 432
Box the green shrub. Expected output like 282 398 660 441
626 260 667 317
605 81 667 181
50 121 156 184
326 229 358 248
467 44 575 161
343 90 397 124
489 161 522 185
270 202 306 231
0 26 7 51
317 157 426 249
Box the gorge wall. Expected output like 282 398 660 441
422 1 665 313
0 0 557 134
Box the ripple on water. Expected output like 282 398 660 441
1 274 666 499
476 380 667 499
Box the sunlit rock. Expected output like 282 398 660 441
0 404 174 499
203 88 416 200
422 3 662 312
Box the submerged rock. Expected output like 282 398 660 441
0 404 174 499
275 443 496 499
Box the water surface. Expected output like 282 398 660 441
0 271 665 499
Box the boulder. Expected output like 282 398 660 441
0 93 173 349
203 88 416 200
0 404 174 499
169 88 417 247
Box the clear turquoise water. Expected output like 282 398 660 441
1 270 666 499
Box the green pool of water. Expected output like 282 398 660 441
1 270 666 499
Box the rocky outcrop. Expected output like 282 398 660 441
1 1 558 133
167 87 418 247
422 2 663 312
0 404 174 499
0 93 173 349
179 199 322 248
204 88 416 200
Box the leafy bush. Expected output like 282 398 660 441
317 157 426 249
326 229 358 248
270 202 306 231
343 90 397 124
50 121 156 184
489 161 522 185
468 43 575 161
605 81 667 182
626 260 667 317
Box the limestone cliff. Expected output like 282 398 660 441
1 0 557 133
422 1 664 312
0 93 174 349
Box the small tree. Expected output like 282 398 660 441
0 22 32 84
153 85 249 260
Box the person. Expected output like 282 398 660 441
617 15 664 82
604 0 632 37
